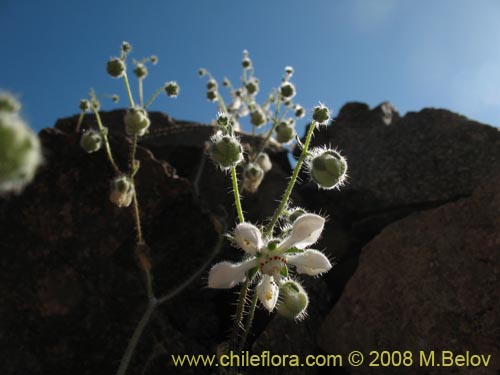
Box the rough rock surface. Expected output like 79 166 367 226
318 174 500 374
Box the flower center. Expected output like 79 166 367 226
259 255 287 276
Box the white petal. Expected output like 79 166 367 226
234 223 263 254
208 259 257 289
256 275 279 312
278 214 325 250
287 249 332 276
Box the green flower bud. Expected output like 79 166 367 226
198 68 207 76
79 99 90 112
242 162 264 193
150 55 158 64
121 41 132 54
217 112 230 127
312 104 331 124
280 82 296 99
256 152 272 173
223 78 230 87
206 79 217 91
80 129 102 154
308 148 347 190
109 176 134 208
242 57 252 69
134 63 148 79
111 95 119 103
107 58 126 78
0 92 21 113
0 112 42 193
250 108 266 127
277 281 309 320
211 133 243 169
294 104 305 119
124 107 151 136
289 208 307 223
206 90 217 102
285 66 294 76
164 81 180 98
245 78 259 95
275 121 295 143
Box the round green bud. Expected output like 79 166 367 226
277 281 309 320
280 82 296 99
242 162 264 193
124 107 151 137
242 57 252 69
206 90 217 102
289 208 306 223
217 112 230 127
80 129 102 154
164 81 180 98
107 58 126 78
0 112 42 193
211 135 243 169
285 66 294 76
134 63 148 79
223 78 230 87
256 152 272 173
150 55 158 64
111 95 119 103
206 79 217 91
275 121 295 143
0 92 21 113
250 108 266 127
109 176 134 208
294 105 305 119
309 149 347 189
121 41 132 54
245 78 259 95
79 99 90 112
312 104 331 124
198 68 207 76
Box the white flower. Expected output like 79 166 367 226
208 214 331 312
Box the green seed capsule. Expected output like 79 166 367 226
106 58 126 78
211 135 243 169
310 149 347 189
277 281 309 320
275 121 295 143
80 130 102 154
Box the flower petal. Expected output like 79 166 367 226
256 275 279 312
234 223 263 254
208 258 257 289
287 249 332 276
278 213 325 250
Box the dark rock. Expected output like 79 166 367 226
317 174 500 374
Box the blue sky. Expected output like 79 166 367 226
2 0 500 134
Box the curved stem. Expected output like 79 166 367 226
92 108 121 175
116 299 157 375
264 121 317 236
144 86 165 109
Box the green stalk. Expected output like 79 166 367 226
92 108 121 175
144 86 165 109
264 121 317 236
123 73 135 107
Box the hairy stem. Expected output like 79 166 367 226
264 121 317 236
231 166 245 223
237 289 258 352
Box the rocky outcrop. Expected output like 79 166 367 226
317 174 500 374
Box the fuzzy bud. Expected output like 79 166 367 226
223 78 230 87
309 148 347 190
198 68 207 76
134 63 148 79
124 107 151 136
211 134 243 169
242 57 252 69
250 107 266 127
217 112 230 127
0 112 42 193
289 208 307 223
0 92 21 113
150 55 158 64
256 152 272 173
109 176 134 208
206 79 218 91
312 104 331 124
285 66 294 76
294 104 305 119
280 82 296 99
164 81 180 98
242 162 264 193
121 41 132 54
206 90 218 102
80 129 102 154
275 121 296 143
245 78 259 95
277 280 309 320
106 58 126 78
